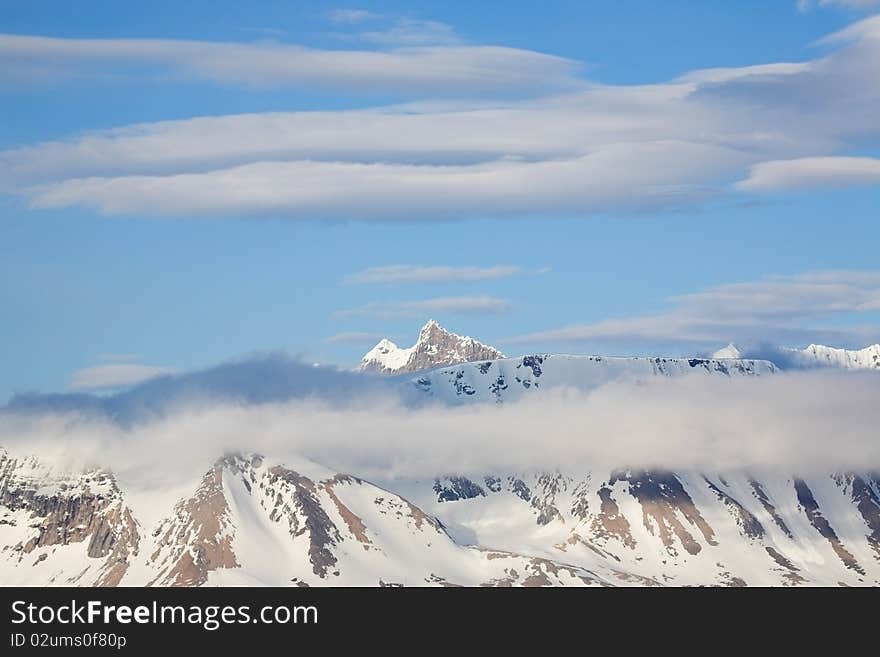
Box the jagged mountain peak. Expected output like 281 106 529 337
358 320 505 374
420 318 442 332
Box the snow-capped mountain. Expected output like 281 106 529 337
795 343 880 370
5 342 880 587
358 319 504 374
407 353 776 403
0 449 608 587
2 447 878 586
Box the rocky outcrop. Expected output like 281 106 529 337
359 319 504 374
148 460 239 586
0 450 139 586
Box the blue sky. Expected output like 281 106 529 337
2 0 880 399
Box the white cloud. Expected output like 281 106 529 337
324 331 390 344
360 19 460 46
798 0 880 11
70 363 176 391
736 156 880 191
344 265 524 284
18 143 743 219
0 33 579 96
4 373 880 485
336 295 511 319
327 9 381 24
509 270 880 349
3 16 880 220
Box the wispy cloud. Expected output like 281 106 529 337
797 0 880 11
70 362 176 391
328 10 460 46
3 16 880 221
344 265 527 285
324 331 391 344
336 295 512 319
509 271 880 350
327 9 382 24
0 33 579 97
359 19 461 46
736 156 880 192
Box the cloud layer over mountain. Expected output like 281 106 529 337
3 369 880 489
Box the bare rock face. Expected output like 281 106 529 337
147 460 240 587
358 319 504 374
0 449 139 586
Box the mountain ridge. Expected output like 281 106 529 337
796 343 880 370
406 353 777 403
2 446 878 586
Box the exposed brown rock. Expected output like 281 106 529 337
148 463 239 587
765 546 806 585
0 452 139 586
610 570 663 586
615 471 716 556
321 478 372 549
589 485 636 549
530 472 569 525
359 319 504 374
557 532 619 561
714 564 748 587
425 573 463 587
265 466 342 578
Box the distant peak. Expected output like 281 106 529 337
358 320 504 374
712 342 742 359
419 318 448 336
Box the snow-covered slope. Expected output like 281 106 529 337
2 448 878 586
391 469 880 587
0 450 609 587
141 454 609 587
796 343 880 370
359 320 504 374
407 353 777 403
713 342 743 359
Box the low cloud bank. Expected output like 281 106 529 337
4 352 396 424
2 371 878 488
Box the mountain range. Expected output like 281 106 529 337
2 445 878 586
364 320 880 374
2 321 879 586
